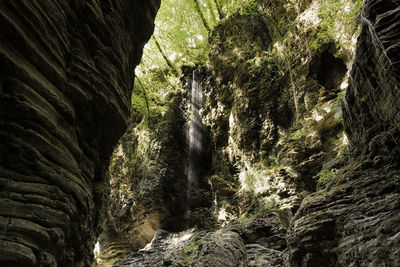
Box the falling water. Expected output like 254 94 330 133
185 69 205 218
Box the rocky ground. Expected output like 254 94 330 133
114 214 285 267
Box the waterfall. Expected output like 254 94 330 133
185 69 205 215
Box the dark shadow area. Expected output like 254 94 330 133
317 50 347 89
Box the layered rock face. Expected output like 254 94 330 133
99 0 362 265
203 0 351 223
0 0 159 266
88 0 400 266
287 1 400 266
344 0 400 160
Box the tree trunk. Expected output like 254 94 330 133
213 0 224 19
136 77 151 116
154 37 179 75
193 0 211 32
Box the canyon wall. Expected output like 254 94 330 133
9 0 396 266
107 0 400 266
287 0 400 265
103 0 363 266
0 0 159 266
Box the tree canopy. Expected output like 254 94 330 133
132 0 238 121
132 0 362 122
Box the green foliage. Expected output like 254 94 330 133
310 24 335 50
220 0 264 17
132 0 277 121
139 0 215 73
135 0 266 88
237 213 251 222
314 168 339 185
337 92 344 102
309 0 363 51
183 241 199 254
133 0 226 120
225 0 258 16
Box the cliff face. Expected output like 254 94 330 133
345 0 400 160
204 4 350 220
287 0 400 266
98 0 400 265
97 92 191 265
104 0 365 266
6 0 397 266
106 0 400 266
0 0 159 266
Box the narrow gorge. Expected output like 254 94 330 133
1 0 399 267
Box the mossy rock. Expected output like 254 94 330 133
208 175 237 196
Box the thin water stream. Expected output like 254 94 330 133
185 69 205 219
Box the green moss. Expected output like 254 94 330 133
276 210 290 229
237 213 251 222
309 0 362 51
337 92 344 102
254 204 272 215
314 168 338 185
209 174 235 187
183 241 199 255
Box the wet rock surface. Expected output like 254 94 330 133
0 0 160 265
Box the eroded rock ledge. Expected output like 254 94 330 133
0 0 160 266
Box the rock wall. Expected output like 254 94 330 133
96 68 217 265
0 0 159 266
116 228 247 267
287 1 400 266
203 0 353 223
96 92 190 265
344 0 400 160
99 0 364 265
83 0 400 266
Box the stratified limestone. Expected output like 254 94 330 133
344 0 400 160
287 1 400 266
0 0 160 266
